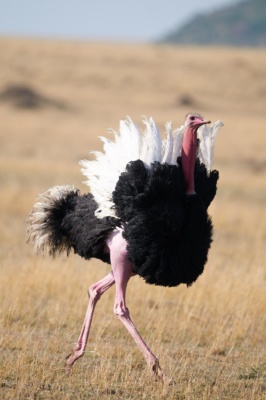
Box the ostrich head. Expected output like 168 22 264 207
184 113 211 129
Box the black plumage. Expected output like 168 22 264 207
61 193 118 263
29 157 218 288
27 188 118 264
112 159 219 286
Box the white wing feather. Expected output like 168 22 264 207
162 122 173 164
198 120 224 173
80 116 223 218
170 125 184 164
140 117 162 166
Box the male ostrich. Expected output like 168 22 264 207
27 113 223 383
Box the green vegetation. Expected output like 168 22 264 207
160 0 266 46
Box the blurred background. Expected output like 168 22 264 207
0 0 266 398
0 0 248 43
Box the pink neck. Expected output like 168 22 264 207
181 126 198 194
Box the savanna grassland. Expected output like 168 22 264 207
0 38 265 399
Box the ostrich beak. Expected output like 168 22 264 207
200 119 211 126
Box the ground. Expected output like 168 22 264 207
0 38 265 399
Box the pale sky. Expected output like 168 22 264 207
0 0 238 42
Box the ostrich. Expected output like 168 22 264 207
27 113 223 383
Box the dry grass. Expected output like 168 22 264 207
0 37 266 399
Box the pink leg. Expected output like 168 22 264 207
107 229 171 384
65 271 115 373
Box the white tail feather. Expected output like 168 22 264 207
26 185 78 255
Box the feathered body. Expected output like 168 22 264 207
113 158 218 286
27 116 223 287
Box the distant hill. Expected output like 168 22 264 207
159 0 266 46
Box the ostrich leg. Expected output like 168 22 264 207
65 271 115 372
107 229 171 384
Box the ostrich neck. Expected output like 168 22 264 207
181 126 198 194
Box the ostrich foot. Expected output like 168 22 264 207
150 358 174 386
65 349 83 374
